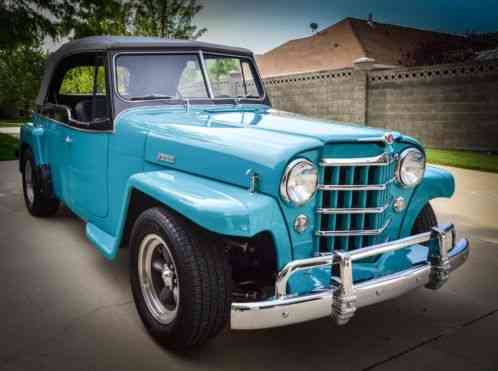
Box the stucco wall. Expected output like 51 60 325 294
262 60 498 151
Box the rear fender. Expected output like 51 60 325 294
19 123 46 170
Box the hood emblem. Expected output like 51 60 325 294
384 132 395 145
157 153 176 164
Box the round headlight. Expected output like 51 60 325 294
280 159 318 206
396 148 426 187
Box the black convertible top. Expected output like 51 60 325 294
36 36 254 105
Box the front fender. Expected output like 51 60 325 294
116 170 292 269
400 166 455 237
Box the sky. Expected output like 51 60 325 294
44 0 498 54
195 0 498 54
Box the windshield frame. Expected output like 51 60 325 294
112 50 266 105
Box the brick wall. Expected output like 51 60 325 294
263 60 498 151
264 69 367 124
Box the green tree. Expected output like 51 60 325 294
0 45 47 115
63 0 133 39
133 0 207 39
59 66 106 94
0 0 69 50
207 59 239 82
1 1 135 50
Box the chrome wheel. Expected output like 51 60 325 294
138 234 180 324
24 160 34 207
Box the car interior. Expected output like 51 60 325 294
47 53 110 125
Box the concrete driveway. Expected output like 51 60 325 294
0 160 497 371
0 127 20 138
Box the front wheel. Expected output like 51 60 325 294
129 207 231 350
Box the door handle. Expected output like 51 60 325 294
64 136 73 144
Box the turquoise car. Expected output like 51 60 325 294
20 36 469 350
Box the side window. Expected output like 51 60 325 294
59 66 106 95
47 54 110 128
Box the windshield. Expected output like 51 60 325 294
115 53 263 101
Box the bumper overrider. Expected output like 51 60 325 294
231 224 469 330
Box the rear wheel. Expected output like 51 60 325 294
129 207 231 350
22 148 59 217
412 203 437 234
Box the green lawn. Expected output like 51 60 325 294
427 149 498 173
0 117 28 127
0 134 19 161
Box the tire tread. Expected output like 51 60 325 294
129 207 231 349
22 149 59 217
412 203 438 234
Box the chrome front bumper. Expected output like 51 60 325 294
231 224 469 330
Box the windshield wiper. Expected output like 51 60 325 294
129 94 174 101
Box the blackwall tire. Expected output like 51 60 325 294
129 207 231 350
22 149 59 217
412 203 438 234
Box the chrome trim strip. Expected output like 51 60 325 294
354 264 431 309
320 153 394 167
231 232 469 330
318 178 395 191
447 239 470 272
317 204 389 215
231 292 333 330
346 231 431 261
316 219 390 237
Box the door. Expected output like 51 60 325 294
66 129 109 218
51 53 111 219
38 105 71 202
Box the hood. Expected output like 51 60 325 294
117 104 406 194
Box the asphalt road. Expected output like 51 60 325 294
0 160 497 371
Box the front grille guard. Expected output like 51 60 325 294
276 224 457 325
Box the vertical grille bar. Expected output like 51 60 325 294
372 163 389 245
316 164 328 254
352 166 369 249
327 167 341 251
337 167 355 251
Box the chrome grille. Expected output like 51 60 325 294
317 153 397 253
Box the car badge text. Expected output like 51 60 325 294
157 153 176 164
